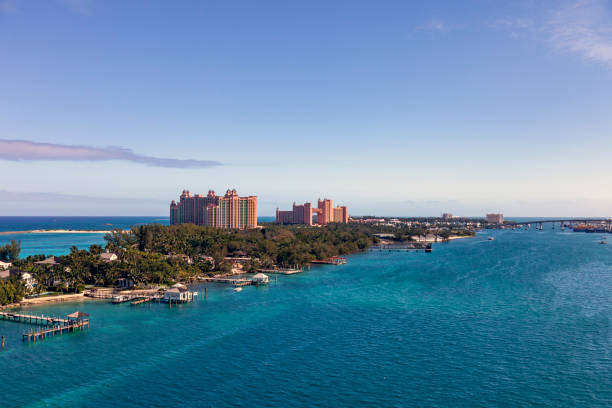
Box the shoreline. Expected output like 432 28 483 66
0 229 113 235
0 234 475 310
0 293 89 311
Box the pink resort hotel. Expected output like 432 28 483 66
170 189 257 230
276 199 348 226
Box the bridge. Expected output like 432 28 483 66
504 218 611 226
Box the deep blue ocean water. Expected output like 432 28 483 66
1 225 611 407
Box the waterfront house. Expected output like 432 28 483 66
252 273 269 285
163 286 193 303
0 260 11 270
1 270 37 291
100 252 118 262
12 271 36 290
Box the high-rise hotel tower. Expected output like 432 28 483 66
276 198 348 225
170 189 257 229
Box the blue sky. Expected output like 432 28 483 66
1 0 611 216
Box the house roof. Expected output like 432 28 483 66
0 270 10 279
35 256 60 265
166 286 188 293
100 253 117 260
67 311 89 319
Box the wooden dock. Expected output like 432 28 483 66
258 267 304 275
0 310 91 342
202 277 254 286
130 295 163 305
371 243 433 252
23 319 89 342
0 311 69 326
311 256 347 265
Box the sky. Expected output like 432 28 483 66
1 0 612 217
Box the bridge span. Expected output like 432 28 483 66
505 218 611 226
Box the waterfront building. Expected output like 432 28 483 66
4 270 36 290
252 273 269 285
163 284 194 302
486 213 504 224
276 198 348 225
169 189 257 230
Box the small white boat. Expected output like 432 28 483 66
233 287 243 292
488 237 495 241
600 240 607 245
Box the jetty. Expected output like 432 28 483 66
371 243 433 252
130 296 162 306
311 256 347 265
202 277 255 286
258 266 304 275
0 310 90 342
1 311 70 325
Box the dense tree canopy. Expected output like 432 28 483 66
0 240 21 262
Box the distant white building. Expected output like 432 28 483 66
0 260 11 270
486 213 504 224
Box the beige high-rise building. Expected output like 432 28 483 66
170 189 257 230
486 213 504 224
276 197 348 225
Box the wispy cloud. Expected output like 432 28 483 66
0 139 222 168
491 0 612 67
417 20 456 33
546 0 612 66
487 17 534 37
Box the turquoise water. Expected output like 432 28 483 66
1 227 612 407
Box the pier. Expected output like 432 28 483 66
1 311 69 326
371 243 433 252
0 311 90 342
311 256 347 265
202 277 255 286
258 267 304 275
23 318 89 342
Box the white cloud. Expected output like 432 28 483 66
491 0 612 67
546 0 612 66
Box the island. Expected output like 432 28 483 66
1 219 477 307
